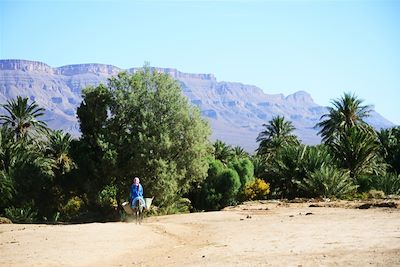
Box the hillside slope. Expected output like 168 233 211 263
0 59 394 151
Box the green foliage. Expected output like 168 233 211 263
0 96 48 140
97 185 118 209
228 158 255 187
62 196 84 220
243 178 270 200
256 115 299 158
192 159 241 210
0 170 14 208
330 126 384 179
213 140 233 165
76 67 212 209
3 87 396 220
297 166 357 198
267 144 336 198
46 130 75 174
373 173 400 195
316 92 372 144
232 146 249 159
5 203 38 223
377 127 400 173
206 168 241 209
251 155 267 179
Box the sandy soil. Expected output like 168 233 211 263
1 200 400 266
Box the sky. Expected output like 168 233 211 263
1 0 399 124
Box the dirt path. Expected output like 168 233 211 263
1 201 400 266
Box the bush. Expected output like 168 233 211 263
373 173 400 195
297 166 357 198
367 189 386 199
0 171 14 209
243 178 270 201
202 163 241 210
62 196 84 220
97 185 117 209
5 204 38 223
229 158 255 188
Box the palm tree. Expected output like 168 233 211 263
232 146 249 159
297 166 357 198
46 130 75 174
213 140 233 165
377 127 400 173
256 116 298 157
330 126 383 179
0 96 48 140
316 93 372 144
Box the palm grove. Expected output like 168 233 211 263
0 68 399 222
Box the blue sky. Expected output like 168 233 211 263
1 0 399 124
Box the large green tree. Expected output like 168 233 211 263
76 67 212 208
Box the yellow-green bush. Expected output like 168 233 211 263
62 196 84 219
243 178 270 201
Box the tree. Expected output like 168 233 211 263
232 146 249 159
0 100 56 218
377 127 400 173
316 93 372 144
330 126 384 179
297 166 357 198
0 96 48 140
267 144 337 199
256 116 298 158
213 140 233 165
77 67 212 208
46 130 75 174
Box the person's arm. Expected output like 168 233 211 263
140 184 143 197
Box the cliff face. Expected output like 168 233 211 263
0 59 394 151
0 59 54 73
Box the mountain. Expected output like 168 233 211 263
0 59 394 152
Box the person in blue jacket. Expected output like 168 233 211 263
130 177 146 209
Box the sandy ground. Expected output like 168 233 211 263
1 200 400 267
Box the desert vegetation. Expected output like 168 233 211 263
0 69 399 223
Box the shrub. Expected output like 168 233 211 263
243 178 270 201
229 158 255 188
62 196 84 220
373 173 400 195
5 204 38 223
202 164 241 210
97 185 117 209
297 166 357 198
367 189 386 199
0 171 14 209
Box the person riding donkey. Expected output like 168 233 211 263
130 177 146 210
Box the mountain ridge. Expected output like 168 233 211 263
0 59 394 151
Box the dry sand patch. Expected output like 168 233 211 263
1 201 400 266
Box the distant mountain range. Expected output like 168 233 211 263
0 59 394 151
